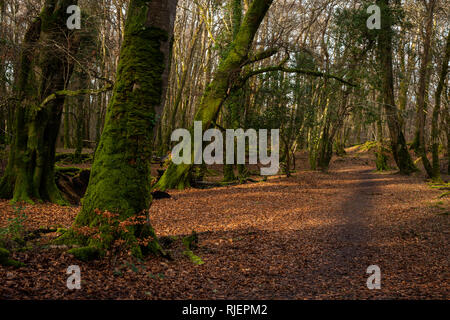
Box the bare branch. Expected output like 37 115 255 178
39 84 113 109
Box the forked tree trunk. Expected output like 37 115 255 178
65 0 178 259
0 0 80 204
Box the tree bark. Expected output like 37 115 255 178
376 0 416 174
66 0 178 259
223 0 244 182
431 32 450 180
412 0 436 178
0 0 80 203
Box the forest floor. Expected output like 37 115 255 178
0 149 449 299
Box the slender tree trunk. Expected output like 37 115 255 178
431 32 450 180
317 89 349 171
446 90 450 175
397 31 417 129
165 22 203 150
376 92 389 171
317 123 332 172
63 102 71 149
72 70 90 163
412 0 436 178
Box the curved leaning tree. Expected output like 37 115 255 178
155 0 275 191
60 0 178 260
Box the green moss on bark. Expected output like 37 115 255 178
376 0 417 175
67 246 102 262
375 151 389 171
62 0 176 259
154 163 191 191
0 0 79 204
0 247 25 268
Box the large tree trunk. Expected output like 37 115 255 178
0 0 80 204
375 92 389 171
65 0 178 260
155 0 274 191
376 0 416 174
412 0 436 178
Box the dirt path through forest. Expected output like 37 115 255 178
149 159 448 299
286 168 379 299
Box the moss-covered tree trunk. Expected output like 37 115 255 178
67 0 178 259
155 0 274 191
376 0 416 174
0 0 80 204
373 90 388 171
316 121 332 172
317 89 350 172
222 0 244 182
375 98 389 171
334 128 347 157
63 102 71 149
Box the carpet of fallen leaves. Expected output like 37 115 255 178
0 150 448 300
